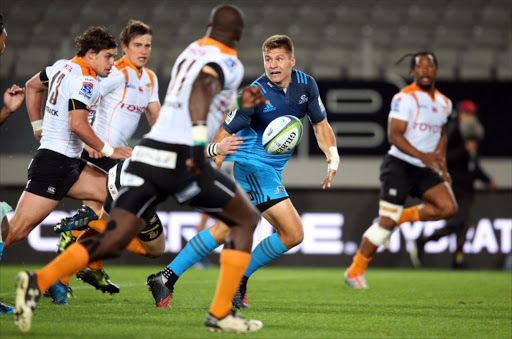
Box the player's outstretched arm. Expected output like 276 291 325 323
25 73 47 141
0 85 26 126
313 118 339 189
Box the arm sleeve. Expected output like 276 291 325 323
306 77 327 124
205 62 225 89
389 93 415 122
223 107 254 134
149 72 159 103
39 69 50 87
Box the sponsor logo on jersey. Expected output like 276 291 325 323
80 82 94 99
225 110 237 125
224 58 236 69
139 86 144 93
432 106 438 113
267 82 274 88
274 185 285 194
392 97 402 111
47 186 56 195
125 82 136 89
318 96 326 112
263 102 276 112
299 94 309 104
119 103 146 114
45 106 59 116
412 122 443 133
64 64 73 73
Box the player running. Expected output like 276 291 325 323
14 5 267 334
344 52 457 289
57 19 161 294
146 34 339 310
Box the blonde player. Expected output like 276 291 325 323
344 52 457 289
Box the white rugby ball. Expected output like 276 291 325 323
262 115 303 155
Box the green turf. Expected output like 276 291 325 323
1 265 510 338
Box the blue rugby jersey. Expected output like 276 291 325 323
223 69 326 171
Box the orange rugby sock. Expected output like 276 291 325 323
88 260 103 270
209 249 251 319
36 243 89 293
59 275 71 286
348 250 372 276
4 233 11 247
71 230 84 238
397 205 420 226
89 219 147 256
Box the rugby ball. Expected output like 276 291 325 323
262 115 303 155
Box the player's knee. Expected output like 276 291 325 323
441 201 458 219
286 231 304 248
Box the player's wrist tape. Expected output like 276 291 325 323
207 143 218 157
227 95 242 111
327 146 340 172
100 143 114 157
192 121 208 146
31 119 43 132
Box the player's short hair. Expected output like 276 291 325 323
120 20 152 46
75 26 117 57
0 14 5 33
395 51 438 70
262 35 294 56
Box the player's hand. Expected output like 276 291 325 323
3 85 26 114
85 144 104 159
239 86 268 109
34 129 42 142
420 150 443 171
217 134 242 155
110 146 132 159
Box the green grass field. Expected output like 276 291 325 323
1 265 511 338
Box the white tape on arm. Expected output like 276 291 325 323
31 119 43 132
100 143 114 157
327 146 340 172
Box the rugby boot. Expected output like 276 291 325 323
76 267 120 294
204 310 263 333
14 271 40 333
344 268 369 289
57 231 77 254
0 301 14 314
146 272 173 307
48 281 68 305
54 205 98 233
232 281 249 309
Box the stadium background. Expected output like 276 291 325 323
0 0 510 269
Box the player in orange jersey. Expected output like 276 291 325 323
344 52 457 288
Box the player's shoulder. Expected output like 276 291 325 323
435 89 451 108
292 69 314 86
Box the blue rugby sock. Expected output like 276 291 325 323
244 233 288 277
168 228 220 276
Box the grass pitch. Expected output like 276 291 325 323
0 265 510 338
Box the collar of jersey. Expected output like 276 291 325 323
197 36 237 56
115 56 144 79
408 82 439 101
71 56 97 79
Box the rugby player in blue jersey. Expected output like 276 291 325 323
147 35 339 309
